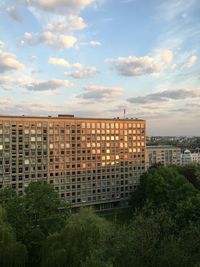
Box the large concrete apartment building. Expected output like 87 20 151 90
0 115 146 210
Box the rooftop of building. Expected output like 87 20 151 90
0 114 145 121
147 145 180 149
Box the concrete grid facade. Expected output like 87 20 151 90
147 146 181 168
0 115 146 210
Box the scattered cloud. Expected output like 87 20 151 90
46 15 86 32
48 57 97 78
23 31 77 49
0 98 13 105
48 57 84 68
81 40 101 46
0 41 4 48
89 40 101 46
24 32 33 44
0 50 24 73
17 0 94 14
48 57 70 67
40 31 77 49
0 75 17 84
0 75 73 91
0 99 64 116
108 56 162 76
160 50 174 63
185 55 197 68
6 6 23 22
65 66 97 78
127 88 200 104
78 84 123 101
21 79 73 91
107 49 175 76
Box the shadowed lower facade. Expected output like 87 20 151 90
0 115 146 210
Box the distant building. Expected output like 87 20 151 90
0 115 146 210
181 149 192 165
147 146 181 168
181 149 200 165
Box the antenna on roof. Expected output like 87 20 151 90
123 108 126 119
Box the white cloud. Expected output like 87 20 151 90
0 41 4 48
48 57 85 68
0 98 13 105
48 57 70 67
81 40 101 46
0 74 73 91
24 79 73 91
0 99 65 116
72 63 84 69
0 75 16 84
6 6 23 22
185 55 197 68
57 34 77 49
108 50 175 76
23 31 77 49
65 66 97 78
107 56 163 76
78 84 123 101
89 40 101 46
0 50 24 73
160 50 173 63
46 15 86 32
17 0 93 14
48 57 97 78
127 88 200 104
24 32 33 44
40 32 77 49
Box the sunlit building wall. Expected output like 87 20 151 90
0 115 146 210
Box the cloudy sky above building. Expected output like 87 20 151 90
0 0 200 135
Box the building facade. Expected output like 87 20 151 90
181 149 200 165
147 146 181 168
0 115 146 210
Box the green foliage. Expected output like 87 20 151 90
24 182 69 235
130 166 200 219
177 164 200 190
41 208 112 267
0 206 27 267
129 210 188 267
0 182 69 267
0 166 200 267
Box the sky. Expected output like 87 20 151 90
0 0 200 135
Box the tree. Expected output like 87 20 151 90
177 164 200 191
127 209 189 267
24 182 69 235
130 166 199 215
41 208 113 267
0 206 27 267
0 182 69 267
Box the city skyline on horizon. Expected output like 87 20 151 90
0 0 200 135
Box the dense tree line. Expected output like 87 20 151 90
0 164 200 267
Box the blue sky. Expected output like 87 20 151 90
0 0 200 135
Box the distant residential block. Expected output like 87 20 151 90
147 146 181 168
181 149 200 165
